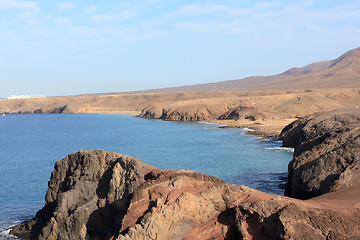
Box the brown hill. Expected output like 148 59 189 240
1 47 359 135
143 47 360 92
143 75 290 93
252 47 360 90
2 88 360 135
280 60 334 76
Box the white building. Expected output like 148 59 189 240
6 95 46 100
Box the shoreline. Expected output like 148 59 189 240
2 110 292 137
5 110 360 239
79 109 290 136
204 118 295 136
84 111 292 137
85 110 141 115
2 114 291 239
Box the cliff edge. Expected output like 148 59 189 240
10 149 360 240
277 108 360 199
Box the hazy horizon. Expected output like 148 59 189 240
1 0 359 98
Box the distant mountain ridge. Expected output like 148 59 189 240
280 60 333 76
143 47 360 92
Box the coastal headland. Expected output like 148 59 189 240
10 122 360 239
2 47 360 135
1 88 360 136
4 47 360 239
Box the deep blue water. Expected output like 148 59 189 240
0 114 293 238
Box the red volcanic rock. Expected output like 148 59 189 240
10 150 360 240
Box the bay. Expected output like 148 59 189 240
0 114 293 238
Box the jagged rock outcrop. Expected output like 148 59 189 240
139 100 269 122
140 103 230 121
10 150 156 240
1 105 69 114
277 108 360 199
219 107 268 121
11 150 360 240
218 100 266 121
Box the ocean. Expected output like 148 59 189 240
0 114 293 239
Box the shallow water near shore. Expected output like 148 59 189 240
0 114 293 238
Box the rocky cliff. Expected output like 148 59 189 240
139 89 360 125
277 108 360 199
2 88 360 137
10 150 156 239
139 99 273 123
11 149 360 240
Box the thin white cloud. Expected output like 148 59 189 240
56 2 75 11
173 21 209 32
0 29 14 39
24 18 40 25
0 0 38 12
84 5 96 15
92 10 138 23
156 0 360 47
175 4 250 19
55 17 71 25
67 25 115 37
255 1 280 8
92 14 118 23
179 4 235 14
117 2 131 8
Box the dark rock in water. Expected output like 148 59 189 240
10 149 360 240
49 105 68 114
277 108 360 199
10 150 155 239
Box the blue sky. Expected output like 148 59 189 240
0 0 359 97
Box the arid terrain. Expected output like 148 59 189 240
5 47 360 239
1 47 360 135
142 47 360 92
1 88 359 135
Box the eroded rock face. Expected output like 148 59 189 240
139 103 230 122
10 150 155 240
277 108 360 199
219 106 268 121
11 149 360 240
139 101 267 122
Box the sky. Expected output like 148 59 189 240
0 0 359 97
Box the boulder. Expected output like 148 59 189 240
10 149 360 239
10 150 155 239
277 108 360 199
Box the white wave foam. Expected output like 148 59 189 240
265 146 294 152
0 227 17 239
198 122 227 127
0 221 22 239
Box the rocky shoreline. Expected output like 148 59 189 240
9 108 360 239
1 88 360 136
276 108 360 199
3 44 360 240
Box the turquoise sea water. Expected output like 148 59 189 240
0 114 293 238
